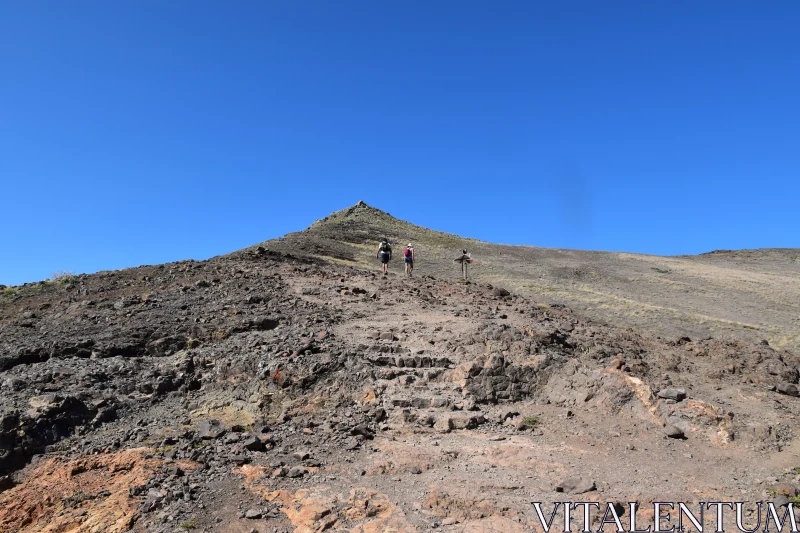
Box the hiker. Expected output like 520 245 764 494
454 249 471 280
403 243 415 277
376 239 392 275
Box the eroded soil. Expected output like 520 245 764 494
2 208 800 533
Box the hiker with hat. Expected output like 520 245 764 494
376 238 392 275
403 243 415 277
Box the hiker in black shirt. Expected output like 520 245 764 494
376 239 392 275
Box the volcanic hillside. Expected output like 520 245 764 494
0 203 799 533
249 201 800 353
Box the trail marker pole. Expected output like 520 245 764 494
454 252 471 281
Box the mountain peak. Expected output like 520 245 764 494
309 201 397 229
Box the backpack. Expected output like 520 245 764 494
404 247 412 258
380 242 392 254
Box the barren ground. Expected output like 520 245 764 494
1 202 799 533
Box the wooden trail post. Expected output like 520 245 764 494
454 251 472 281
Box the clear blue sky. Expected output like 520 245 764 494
2 2 798 285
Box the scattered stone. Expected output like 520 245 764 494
555 477 596 494
165 466 184 477
434 414 484 432
498 409 520 422
515 417 534 431
664 424 686 439
771 483 798 497
349 424 375 439
772 494 790 508
657 388 687 401
243 436 264 452
287 466 307 478
198 420 227 440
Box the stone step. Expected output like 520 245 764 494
387 396 452 409
368 355 453 368
373 368 447 382
388 407 486 432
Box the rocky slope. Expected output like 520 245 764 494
254 201 800 354
1 204 800 533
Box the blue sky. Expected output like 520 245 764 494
1 2 798 285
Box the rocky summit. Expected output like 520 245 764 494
1 202 800 533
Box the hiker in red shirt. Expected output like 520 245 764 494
404 244 415 277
